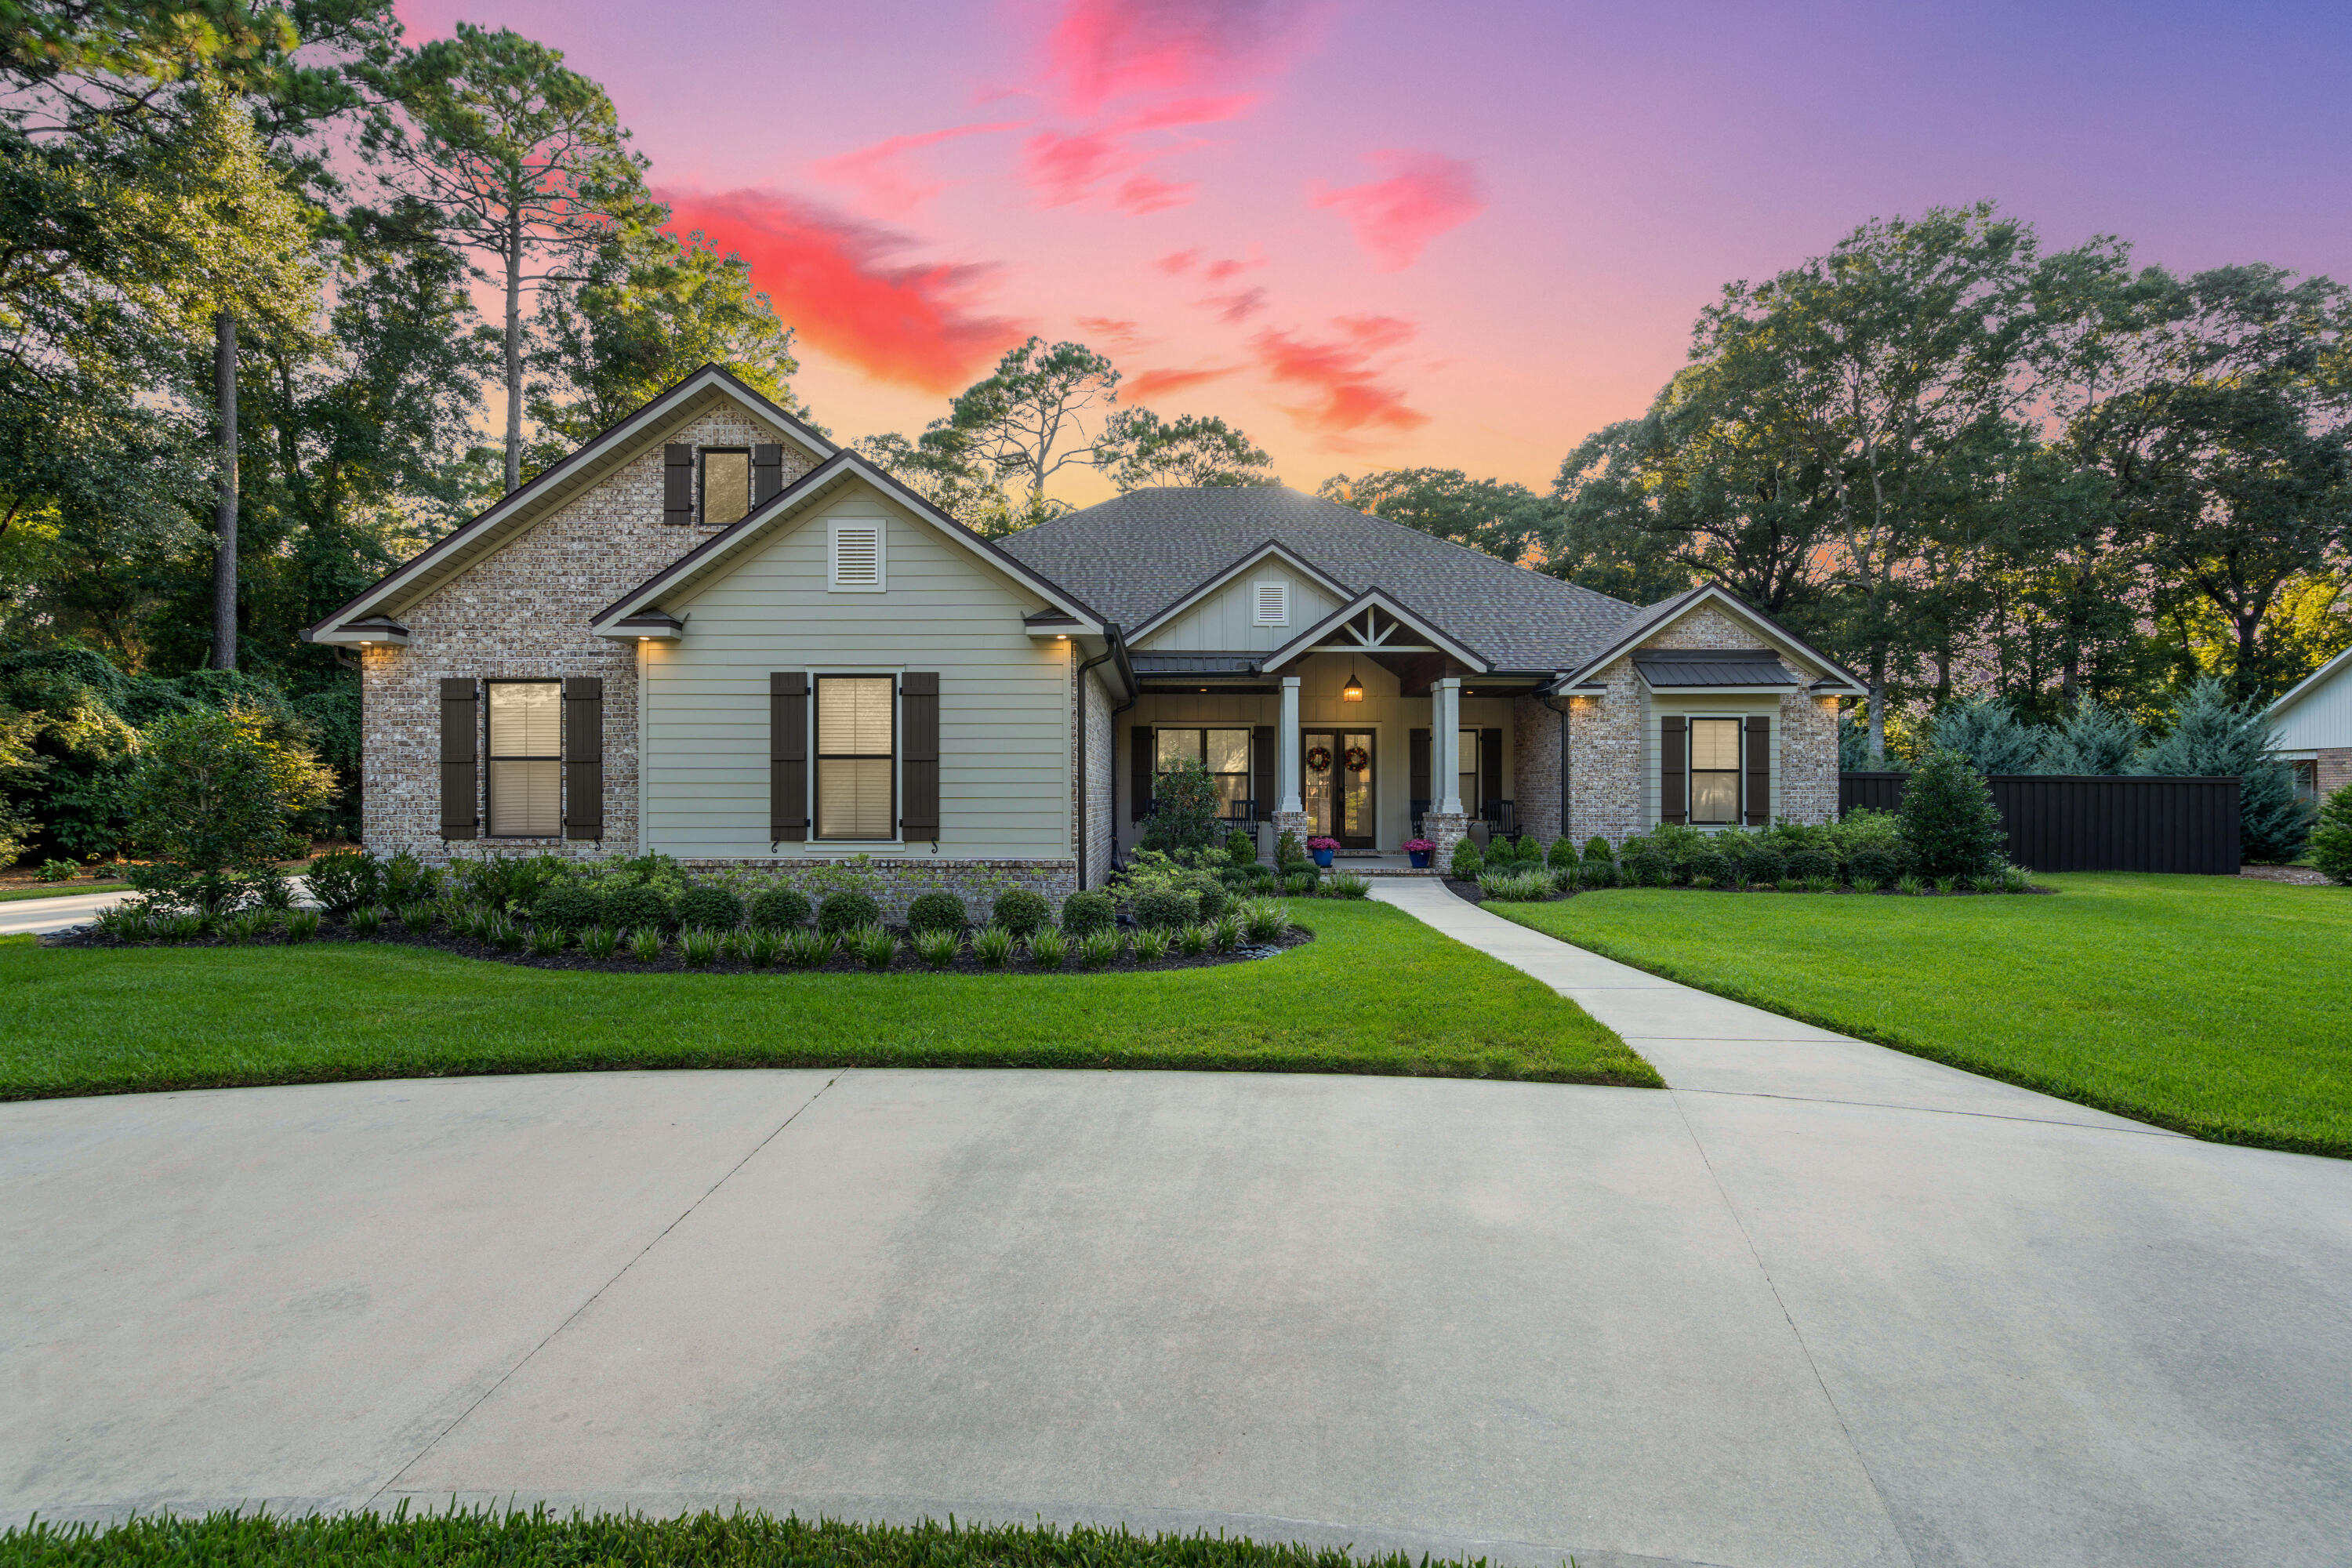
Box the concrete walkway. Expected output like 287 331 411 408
3 913 2350 1566
0 886 136 937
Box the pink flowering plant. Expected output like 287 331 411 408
1306 837 1341 851
1402 837 1436 854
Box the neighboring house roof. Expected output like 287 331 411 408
590 450 1105 637
996 486 1645 673
2267 642 2352 721
1633 649 1799 688
303 364 836 641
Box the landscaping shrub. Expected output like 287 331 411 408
817 890 882 935
1059 888 1116 935
748 887 811 930
1483 835 1519 866
1548 837 1578 870
1323 872 1371 899
1191 877 1229 921
1225 829 1258 867
305 848 381 915
532 880 604 932
993 887 1051 937
1282 869 1319 896
1690 845 1730 885
36 858 74 882
604 882 673 933
118 703 335 916
2311 781 2352 886
1275 829 1305 869
379 851 441 906
1449 837 1483 879
1786 844 1836 882
1132 887 1200 930
1900 747 2008 877
1739 844 1786 886
1581 858 1618 888
1582 836 1614 864
904 891 969 934
676 884 745 931
1621 834 1669 884
1139 757 1221 851
1848 843 1906 884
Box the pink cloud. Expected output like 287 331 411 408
809 122 1025 217
1044 0 1305 115
1076 315 1154 353
1203 286 1269 322
1022 94 1254 209
1311 151 1487 270
1118 172 1195 213
655 187 1024 393
1250 317 1428 437
1126 364 1246 401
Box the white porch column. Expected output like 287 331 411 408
1277 676 1303 813
1434 677 1463 813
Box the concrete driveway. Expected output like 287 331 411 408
5 1062 2348 1568
0 887 136 937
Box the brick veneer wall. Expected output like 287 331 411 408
676 857 1074 924
1077 660 1112 886
1565 604 1841 847
1512 694 1563 842
2320 748 2352 800
361 407 815 863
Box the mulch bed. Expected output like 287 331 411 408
2239 866 2336 887
43 914 1316 976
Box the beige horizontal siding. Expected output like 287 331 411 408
642 484 1071 859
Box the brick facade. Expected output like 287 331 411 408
1077 662 1112 887
1511 693 1564 843
2321 748 2352 801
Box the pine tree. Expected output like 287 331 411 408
2309 782 2352 886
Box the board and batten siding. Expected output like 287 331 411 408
641 485 1071 859
1134 564 1345 652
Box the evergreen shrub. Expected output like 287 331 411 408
992 887 1051 937
1449 837 1483 879
749 887 811 930
1132 887 1199 931
1581 836 1614 864
675 884 745 931
2310 782 2352 886
816 890 881 935
904 891 968 934
1059 888 1116 935
1900 748 2007 877
532 881 604 932
1548 837 1578 869
605 882 673 933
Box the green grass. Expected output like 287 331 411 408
0 902 1656 1101
1489 874 2352 1157
0 881 132 902
2 1507 1507 1568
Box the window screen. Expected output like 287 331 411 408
1690 717 1741 825
702 448 750 525
816 675 895 839
487 681 561 836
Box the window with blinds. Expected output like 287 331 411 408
702 448 750 524
1690 717 1741 825
816 675 895 839
830 519 884 590
1254 581 1288 625
487 681 561 836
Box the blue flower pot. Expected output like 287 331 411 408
1312 848 1334 868
1408 849 1432 869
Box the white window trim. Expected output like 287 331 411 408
829 516 886 593
1254 579 1289 626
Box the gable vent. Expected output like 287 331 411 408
1254 581 1288 626
830 521 883 590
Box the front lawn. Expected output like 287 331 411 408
3 1507 1475 1568
0 901 1656 1101
1490 874 2352 1156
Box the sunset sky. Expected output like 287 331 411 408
394 0 2352 506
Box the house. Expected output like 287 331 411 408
2268 644 2352 808
304 366 1865 908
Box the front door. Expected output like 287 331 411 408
1302 730 1377 848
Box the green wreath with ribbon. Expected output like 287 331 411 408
1305 745 1333 773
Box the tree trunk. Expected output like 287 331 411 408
503 216 523 494
211 308 238 671
1867 644 1888 764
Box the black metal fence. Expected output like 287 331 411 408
1838 772 2241 874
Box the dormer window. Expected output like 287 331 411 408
1254 581 1288 626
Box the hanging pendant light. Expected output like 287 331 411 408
1341 668 1364 702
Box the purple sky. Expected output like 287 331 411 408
396 0 2352 500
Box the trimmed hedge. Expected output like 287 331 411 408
993 887 1051 937
1059 888 1116 935
748 887 811 930
1132 887 1199 930
904 891 968 934
675 884 744 931
531 881 603 932
604 883 673 933
817 891 881 935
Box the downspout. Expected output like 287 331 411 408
1544 682 1574 845
1073 623 1127 891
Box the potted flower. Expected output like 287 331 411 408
1402 837 1436 869
1307 835 1340 869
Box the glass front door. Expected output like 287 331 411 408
1301 730 1376 848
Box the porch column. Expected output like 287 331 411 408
1425 676 1469 870
1435 677 1463 812
1277 676 1303 813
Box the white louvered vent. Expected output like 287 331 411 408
830 521 884 590
1254 580 1288 626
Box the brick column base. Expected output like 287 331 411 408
1272 810 1311 860
1422 811 1469 871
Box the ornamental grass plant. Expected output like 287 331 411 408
579 924 619 960
628 927 665 964
1079 927 1120 969
526 924 566 958
680 927 721 967
971 924 1014 969
782 929 835 970
915 927 961 969
1025 927 1068 970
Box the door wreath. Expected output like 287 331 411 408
1305 745 1333 773
1342 743 1370 771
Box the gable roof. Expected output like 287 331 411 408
303 364 836 639
1261 587 1493 673
996 486 1646 673
2268 642 2352 720
1554 583 1868 695
1123 540 1357 644
590 450 1104 636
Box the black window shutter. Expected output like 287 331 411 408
1661 715 1688 824
563 677 603 840
1479 728 1503 817
1744 714 1771 826
1409 728 1431 807
1131 727 1153 821
1252 724 1275 821
901 672 940 840
663 444 693 524
753 443 784 506
771 671 808 842
438 677 478 840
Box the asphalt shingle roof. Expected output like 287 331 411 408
996 486 1648 673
